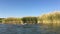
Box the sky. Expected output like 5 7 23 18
0 0 60 18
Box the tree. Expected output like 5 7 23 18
0 18 5 23
22 17 37 24
3 17 22 24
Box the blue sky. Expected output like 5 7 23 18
0 0 60 18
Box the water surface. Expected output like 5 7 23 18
0 24 60 34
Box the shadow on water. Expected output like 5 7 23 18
0 24 60 34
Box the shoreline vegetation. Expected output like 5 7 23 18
0 11 60 26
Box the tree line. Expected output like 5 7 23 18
0 12 60 25
0 17 37 24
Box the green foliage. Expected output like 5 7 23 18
22 17 37 24
3 17 22 24
0 18 4 23
1 11 60 25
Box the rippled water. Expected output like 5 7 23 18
0 24 60 34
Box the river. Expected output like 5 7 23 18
0 24 60 34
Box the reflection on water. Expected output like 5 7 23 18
0 24 60 34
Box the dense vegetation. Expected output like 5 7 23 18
1 17 37 24
38 12 60 25
22 17 37 24
0 12 60 25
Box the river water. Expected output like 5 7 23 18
0 24 60 34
